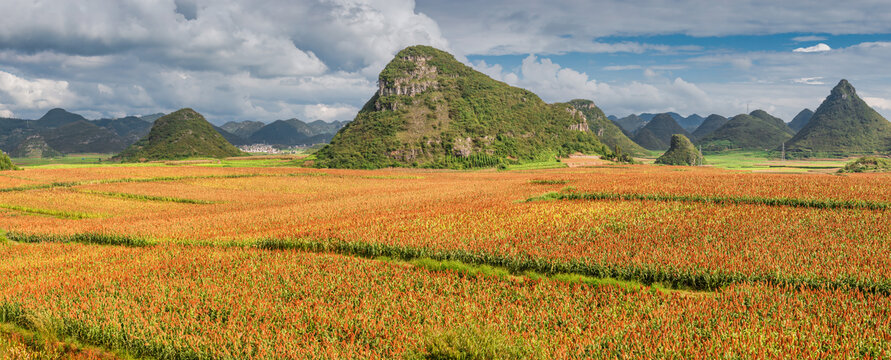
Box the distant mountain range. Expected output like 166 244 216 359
614 112 705 133
0 108 348 157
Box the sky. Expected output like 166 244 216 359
0 0 889 124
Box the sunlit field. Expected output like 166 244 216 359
1 163 890 358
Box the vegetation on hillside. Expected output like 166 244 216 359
655 134 704 165
0 151 17 170
568 99 647 156
315 45 610 169
690 114 728 140
838 156 891 173
698 110 793 151
116 108 245 162
784 79 891 158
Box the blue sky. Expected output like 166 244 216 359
0 0 889 123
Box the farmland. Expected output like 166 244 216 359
1 164 890 358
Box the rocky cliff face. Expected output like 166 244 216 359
565 107 590 132
375 55 439 110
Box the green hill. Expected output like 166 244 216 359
567 99 646 156
631 113 690 150
116 108 245 162
788 109 814 133
655 134 703 165
784 80 891 158
315 45 610 169
698 110 793 151
35 108 87 128
691 114 728 140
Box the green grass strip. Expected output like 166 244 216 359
255 238 891 294
74 190 216 204
5 232 155 247
527 191 891 210
10 231 888 293
0 174 266 193
0 205 98 220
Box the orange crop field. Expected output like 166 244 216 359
1 164 890 358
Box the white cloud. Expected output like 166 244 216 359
0 0 445 122
864 97 891 111
793 77 825 85
603 65 641 71
417 1 891 56
793 43 832 53
0 70 78 110
301 103 359 121
489 54 716 117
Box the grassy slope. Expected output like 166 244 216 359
315 45 609 169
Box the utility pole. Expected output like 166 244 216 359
781 142 785 161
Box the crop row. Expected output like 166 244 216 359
0 242 888 359
530 190 891 210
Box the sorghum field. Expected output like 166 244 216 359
1 164 890 358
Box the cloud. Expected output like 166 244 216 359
0 70 78 110
0 0 446 122
603 65 641 71
793 43 832 53
485 54 717 117
863 97 891 111
793 77 825 85
417 1 891 56
792 35 828 42
301 103 360 121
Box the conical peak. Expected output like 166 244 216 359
831 79 856 99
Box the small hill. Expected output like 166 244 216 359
315 45 609 169
838 156 891 173
11 135 61 158
788 109 814 132
568 99 647 155
784 80 891 157
0 150 16 170
35 108 88 128
41 120 128 153
691 114 728 140
631 113 690 150
116 108 245 162
221 120 265 138
698 110 793 151
655 134 703 165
